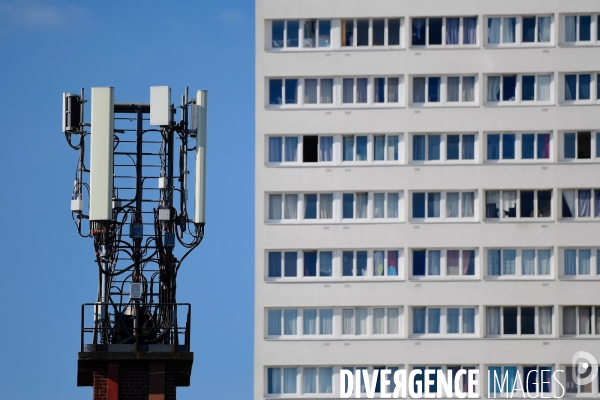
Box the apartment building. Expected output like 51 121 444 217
255 0 600 398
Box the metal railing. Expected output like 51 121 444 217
81 302 191 352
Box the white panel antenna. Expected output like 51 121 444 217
150 86 171 126
194 90 208 224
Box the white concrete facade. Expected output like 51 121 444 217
255 1 600 398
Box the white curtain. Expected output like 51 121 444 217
284 368 297 393
487 76 500 101
447 77 460 102
503 250 516 275
464 17 477 44
373 308 385 334
578 190 591 217
564 249 577 275
503 18 516 43
319 368 333 393
579 249 590 274
374 136 386 160
428 192 440 218
387 193 399 218
374 193 385 218
562 190 576 217
446 192 460 217
320 79 333 104
447 250 460 275
563 307 576 334
537 75 551 101
356 308 368 335
488 18 501 44
462 76 475 102
428 250 441 275
463 308 475 333
269 194 282 220
284 194 297 219
428 308 441 333
268 368 282 394
303 309 317 334
462 192 474 217
486 307 501 335
319 309 333 335
447 308 460 333
268 309 281 335
284 309 297 335
488 250 501 275
342 309 354 334
387 308 399 334
356 193 368 218
538 307 552 335
522 250 535 275
503 191 517 213
319 136 333 161
303 368 317 393
304 79 318 104
565 16 577 42
269 137 282 162
579 307 591 334
413 308 426 334
388 77 399 103
319 194 333 219
538 249 551 275
538 17 551 42
284 137 298 162
413 18 425 39
413 135 426 160
343 78 354 103
446 18 460 44
357 78 368 103
413 77 426 103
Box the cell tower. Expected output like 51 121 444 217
63 86 207 400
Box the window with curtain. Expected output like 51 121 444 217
268 137 282 162
319 251 332 277
318 136 333 162
447 308 460 333
284 194 297 219
269 194 283 220
356 308 368 335
373 308 386 334
303 367 317 393
487 76 500 101
319 309 333 335
319 368 333 393
539 307 553 335
268 252 282 278
412 18 426 45
284 309 297 335
343 78 354 103
304 309 317 335
303 79 317 104
428 308 441 333
463 308 475 333
413 308 426 334
374 250 385 276
486 307 501 335
342 309 354 334
428 250 441 275
413 77 426 103
319 194 333 219
357 78 368 103
446 18 459 45
284 251 297 277
284 136 298 162
268 368 282 394
464 17 477 44
283 368 297 393
388 308 400 334
320 79 333 104
268 309 282 335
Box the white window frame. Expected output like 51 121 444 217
485 74 554 105
371 134 403 163
409 16 479 47
483 189 553 221
561 306 600 336
372 76 405 106
484 132 553 162
559 190 600 220
411 307 479 337
560 248 600 279
485 248 554 279
411 75 479 106
410 248 478 279
268 19 333 50
410 190 478 222
560 14 600 46
342 18 405 48
561 72 598 104
484 15 554 47
559 131 600 161
410 133 478 163
485 306 554 337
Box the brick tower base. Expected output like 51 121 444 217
78 351 193 400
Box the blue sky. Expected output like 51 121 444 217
0 1 254 398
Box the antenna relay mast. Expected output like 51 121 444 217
63 86 207 399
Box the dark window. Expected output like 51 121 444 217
521 191 535 218
303 251 317 277
521 307 536 334
413 250 426 275
374 367 384 393
580 15 591 41
565 75 577 101
463 250 475 275
427 193 440 217
522 134 535 159
268 252 282 277
428 77 440 102
413 193 426 218
373 19 385 45
578 132 591 159
284 252 297 277
429 18 443 45
564 133 576 158
523 367 538 393
579 75 591 100
342 251 354 276
343 194 354 218
463 135 475 160
285 79 298 104
487 134 500 160
503 307 518 334
428 135 440 160
318 20 330 47
357 251 368 276
503 134 515 159
374 78 385 103
502 76 516 101
269 79 282 105
343 20 354 46
537 134 550 159
357 19 369 46
287 20 299 47
304 194 317 219
412 18 426 45
522 17 536 42
522 76 535 101
272 21 285 47
388 19 400 45
562 192 573 218
447 135 460 160
303 136 318 162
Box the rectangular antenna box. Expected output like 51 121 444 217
150 86 171 126
62 93 81 133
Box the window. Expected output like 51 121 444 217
562 306 600 335
267 251 298 278
303 78 334 105
447 76 476 102
563 248 600 277
301 135 333 162
343 18 404 47
303 193 334 220
486 306 553 336
488 366 553 395
413 307 477 335
299 367 333 394
268 136 299 163
565 365 594 394
412 133 476 162
268 193 298 221
487 249 552 277
414 76 477 105
343 77 368 104
266 308 332 337
412 17 478 46
485 190 552 219
269 19 332 49
563 14 600 44
486 133 551 161
562 131 597 160
561 190 600 219
487 74 552 103
564 73 593 101
487 16 552 45
268 78 298 105
303 251 333 277
343 135 368 161
374 77 401 104
373 135 400 161
412 191 476 220
373 193 401 220
412 249 476 277
343 250 402 278
343 192 368 219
